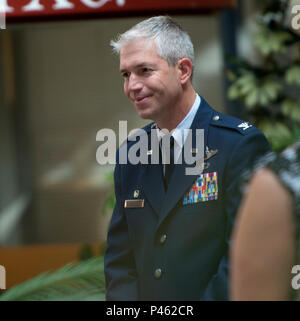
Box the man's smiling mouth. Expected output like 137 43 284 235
135 96 151 103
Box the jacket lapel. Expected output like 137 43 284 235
156 97 213 228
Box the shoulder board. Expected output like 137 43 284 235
210 112 256 136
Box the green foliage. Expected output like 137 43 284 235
285 65 300 86
258 121 293 151
228 72 282 109
254 24 293 55
227 0 300 151
0 256 106 301
291 124 300 144
282 98 300 122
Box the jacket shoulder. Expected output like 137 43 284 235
209 112 259 136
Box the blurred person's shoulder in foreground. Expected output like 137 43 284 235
231 140 300 300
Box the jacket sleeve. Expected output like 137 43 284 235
200 131 271 300
104 154 139 301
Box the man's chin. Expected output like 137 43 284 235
138 112 149 119
136 108 154 121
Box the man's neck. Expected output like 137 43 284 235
156 86 196 131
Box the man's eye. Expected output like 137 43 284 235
142 68 151 73
122 72 130 79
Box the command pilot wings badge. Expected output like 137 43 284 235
205 146 218 161
238 122 252 130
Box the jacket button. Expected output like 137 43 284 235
160 234 167 244
213 115 220 121
154 268 162 279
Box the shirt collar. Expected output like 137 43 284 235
156 93 201 148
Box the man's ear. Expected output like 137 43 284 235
177 58 193 84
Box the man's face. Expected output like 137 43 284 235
120 38 182 124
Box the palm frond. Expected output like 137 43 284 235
0 256 106 301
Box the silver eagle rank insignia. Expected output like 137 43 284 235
238 122 252 131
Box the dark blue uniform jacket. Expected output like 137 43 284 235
104 97 271 301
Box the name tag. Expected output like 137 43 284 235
124 199 144 208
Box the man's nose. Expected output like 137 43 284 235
128 74 143 92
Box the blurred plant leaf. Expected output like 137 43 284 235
254 25 293 55
291 124 300 145
258 121 293 151
225 70 237 82
281 99 300 122
228 72 257 107
263 78 282 101
228 83 241 100
0 256 105 301
228 72 282 109
285 65 300 86
245 89 260 108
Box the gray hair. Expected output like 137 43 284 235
110 16 194 68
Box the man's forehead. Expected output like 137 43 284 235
119 39 162 71
120 39 155 60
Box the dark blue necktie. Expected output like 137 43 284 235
163 135 175 190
